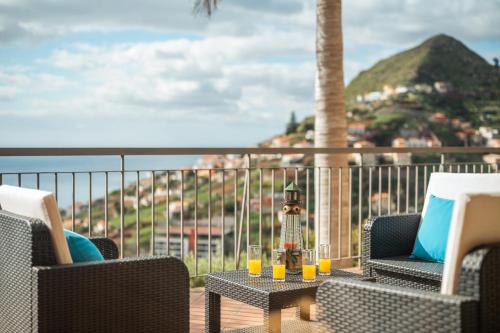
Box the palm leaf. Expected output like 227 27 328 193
193 0 219 16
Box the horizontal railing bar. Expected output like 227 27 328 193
0 147 499 157
0 161 490 176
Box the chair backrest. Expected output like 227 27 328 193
422 173 500 217
0 185 72 264
442 193 500 295
0 210 58 332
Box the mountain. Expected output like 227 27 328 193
346 34 499 100
268 34 499 149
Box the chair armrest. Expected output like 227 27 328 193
89 237 119 260
32 256 189 333
363 213 421 276
316 278 478 333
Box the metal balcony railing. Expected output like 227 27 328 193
0 147 499 278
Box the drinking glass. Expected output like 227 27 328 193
302 249 316 282
318 244 331 276
247 245 262 277
272 249 286 282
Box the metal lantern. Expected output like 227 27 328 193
279 182 304 274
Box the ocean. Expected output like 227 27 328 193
0 155 198 207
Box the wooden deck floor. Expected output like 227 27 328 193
189 267 361 332
190 288 312 332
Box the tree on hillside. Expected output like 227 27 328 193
494 57 499 69
196 0 350 264
286 111 299 134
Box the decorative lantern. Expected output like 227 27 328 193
279 182 304 274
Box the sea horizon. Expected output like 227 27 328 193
0 155 198 207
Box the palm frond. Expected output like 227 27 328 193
193 0 219 16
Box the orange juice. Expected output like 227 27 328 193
248 259 262 276
272 264 286 281
302 264 316 282
319 258 331 275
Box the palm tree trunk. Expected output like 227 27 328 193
314 0 350 265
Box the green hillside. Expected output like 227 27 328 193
346 34 499 100
275 34 499 149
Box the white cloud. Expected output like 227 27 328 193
0 0 499 146
343 0 500 45
1 30 315 123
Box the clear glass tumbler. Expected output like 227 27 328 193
272 249 286 282
302 249 316 282
318 244 331 276
247 245 262 277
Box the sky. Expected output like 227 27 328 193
1 0 499 147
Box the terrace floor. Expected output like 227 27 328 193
189 267 361 332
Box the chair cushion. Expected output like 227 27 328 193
422 173 500 217
411 195 455 263
441 193 500 295
64 230 104 263
0 185 73 264
369 256 443 281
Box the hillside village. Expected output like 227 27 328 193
193 77 499 169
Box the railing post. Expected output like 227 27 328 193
88 172 92 237
120 155 125 258
235 154 251 269
358 157 363 267
245 154 250 252
440 153 445 172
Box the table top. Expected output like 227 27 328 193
206 266 360 295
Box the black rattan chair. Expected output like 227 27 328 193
0 210 189 333
315 213 500 332
363 213 442 290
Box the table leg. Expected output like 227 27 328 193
297 299 312 321
205 291 221 333
264 306 281 333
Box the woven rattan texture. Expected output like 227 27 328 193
89 237 119 259
1 210 190 333
356 209 500 332
0 211 34 333
459 247 500 333
363 214 421 277
316 278 479 333
369 256 442 291
373 268 441 291
206 267 359 309
370 256 443 279
206 267 360 333
33 256 189 332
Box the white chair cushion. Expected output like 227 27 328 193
422 173 500 217
0 185 73 264
441 192 500 295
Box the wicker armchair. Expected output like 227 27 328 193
361 173 500 291
315 212 500 333
362 213 442 290
317 244 500 332
0 210 189 333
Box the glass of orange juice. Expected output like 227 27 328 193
247 245 262 277
272 249 286 282
319 244 331 276
302 249 316 282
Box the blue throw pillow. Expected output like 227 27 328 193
410 195 455 263
64 230 105 263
